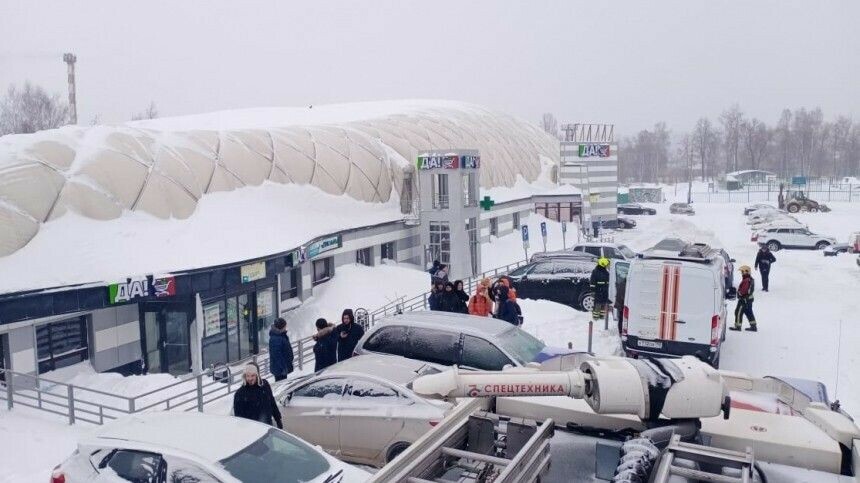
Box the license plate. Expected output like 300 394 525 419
638 339 663 349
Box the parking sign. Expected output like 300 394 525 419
561 221 567 233
540 222 547 237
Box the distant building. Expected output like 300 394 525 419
559 123 618 228
725 170 776 187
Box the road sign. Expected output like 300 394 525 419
561 221 567 233
540 222 547 252
521 225 529 242
561 221 567 249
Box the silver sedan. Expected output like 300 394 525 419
275 354 455 468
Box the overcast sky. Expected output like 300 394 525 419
1 0 858 136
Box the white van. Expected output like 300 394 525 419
621 243 728 367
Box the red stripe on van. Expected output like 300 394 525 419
659 265 670 339
670 265 681 340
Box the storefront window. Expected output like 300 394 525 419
312 258 333 285
429 222 450 264
381 241 396 260
280 268 299 300
257 287 276 346
202 301 226 369
36 317 89 374
356 247 373 266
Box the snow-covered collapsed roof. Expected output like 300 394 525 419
0 100 559 257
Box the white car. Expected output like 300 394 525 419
571 242 637 261
277 354 455 467
51 412 368 483
746 209 790 226
743 203 776 216
755 227 837 251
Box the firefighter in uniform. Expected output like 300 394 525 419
590 257 611 321
730 265 757 332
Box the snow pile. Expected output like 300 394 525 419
518 299 622 356
482 155 580 204
282 262 431 341
0 182 404 293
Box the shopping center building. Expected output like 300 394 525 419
0 100 581 378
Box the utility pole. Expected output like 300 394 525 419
63 53 77 124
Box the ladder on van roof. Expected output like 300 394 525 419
651 435 755 483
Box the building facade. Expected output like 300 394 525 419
559 123 618 228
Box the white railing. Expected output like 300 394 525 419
0 259 528 425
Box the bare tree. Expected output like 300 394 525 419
774 109 793 178
692 117 719 181
792 107 825 177
539 113 558 138
719 105 744 172
0 82 69 135
131 101 159 121
740 118 771 170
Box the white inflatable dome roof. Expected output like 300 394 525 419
0 100 559 256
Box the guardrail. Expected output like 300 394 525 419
0 258 528 425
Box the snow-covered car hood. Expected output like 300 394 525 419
532 345 580 363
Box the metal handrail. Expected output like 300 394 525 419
0 258 528 425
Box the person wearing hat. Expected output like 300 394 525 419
730 265 757 332
590 257 611 321
232 363 282 428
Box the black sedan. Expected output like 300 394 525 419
506 258 595 312
617 203 656 215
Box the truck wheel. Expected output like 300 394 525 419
787 204 799 213
766 240 781 251
578 292 595 312
815 241 830 250
711 351 721 369
809 207 819 213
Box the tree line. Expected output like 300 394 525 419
618 105 860 182
541 106 860 182
0 81 158 135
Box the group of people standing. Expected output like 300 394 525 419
232 308 367 427
427 260 522 325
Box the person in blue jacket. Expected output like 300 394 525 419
268 317 294 382
495 285 520 325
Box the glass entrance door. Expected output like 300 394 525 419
163 311 191 375
141 303 192 376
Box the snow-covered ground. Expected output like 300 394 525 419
2 204 859 482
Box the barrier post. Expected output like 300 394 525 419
587 320 594 353
67 385 75 425
296 339 304 371
196 374 204 412
6 372 13 410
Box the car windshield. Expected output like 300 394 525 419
508 264 533 277
496 328 546 365
219 428 331 482
617 245 635 258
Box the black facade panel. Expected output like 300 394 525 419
192 272 211 292
52 291 79 314
224 268 241 288
209 269 225 291
79 288 106 310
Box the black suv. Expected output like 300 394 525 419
617 203 656 215
507 258 595 312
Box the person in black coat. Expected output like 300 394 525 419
439 282 464 313
336 309 365 362
495 286 520 325
453 280 470 313
233 363 282 428
268 318 294 382
312 318 337 372
428 282 444 311
754 246 776 292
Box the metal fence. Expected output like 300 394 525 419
690 182 859 203
0 258 529 425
